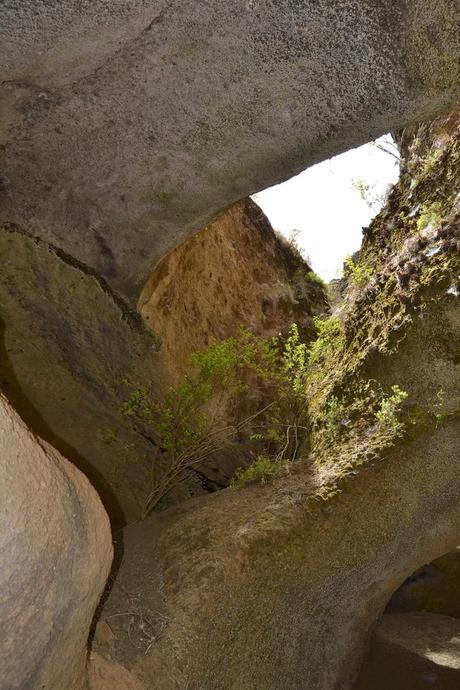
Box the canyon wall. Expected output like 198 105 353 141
96 107 460 689
140 197 327 387
0 2 459 688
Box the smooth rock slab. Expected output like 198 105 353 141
0 393 112 690
354 613 460 690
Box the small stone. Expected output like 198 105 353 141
94 620 115 647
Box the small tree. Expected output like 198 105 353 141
108 325 310 514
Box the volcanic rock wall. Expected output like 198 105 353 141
1 3 459 688
140 197 327 388
97 106 460 690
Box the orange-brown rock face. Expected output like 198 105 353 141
140 197 328 387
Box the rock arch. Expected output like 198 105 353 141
1 1 459 300
0 2 459 688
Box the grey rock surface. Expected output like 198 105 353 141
0 224 158 523
1 1 459 301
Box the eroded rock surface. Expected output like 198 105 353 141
91 317 460 690
140 197 327 386
354 613 460 690
0 393 112 690
1 1 459 300
96 108 460 689
0 224 158 522
139 197 328 491
0 197 327 521
0 5 459 688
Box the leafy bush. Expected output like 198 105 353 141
308 316 344 366
375 385 408 429
416 201 443 231
109 324 311 513
344 255 371 288
231 455 280 488
305 270 326 288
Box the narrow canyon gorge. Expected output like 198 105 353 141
0 2 459 689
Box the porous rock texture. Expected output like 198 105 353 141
87 652 146 690
140 197 327 386
88 108 460 689
1 4 460 688
0 196 325 523
87 334 460 690
1 1 459 301
139 197 328 491
0 223 159 523
0 392 112 690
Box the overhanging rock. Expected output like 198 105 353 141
0 1 459 301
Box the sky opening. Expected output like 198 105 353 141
252 136 400 282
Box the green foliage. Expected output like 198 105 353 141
324 394 347 432
286 228 303 256
416 201 443 231
375 385 408 429
231 455 280 488
351 177 371 204
120 388 149 419
351 177 390 212
308 316 344 366
285 228 312 265
421 148 442 177
344 255 371 288
303 117 458 495
109 324 312 511
281 323 309 394
305 270 326 288
156 335 250 459
98 427 119 445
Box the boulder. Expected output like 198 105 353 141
0 224 158 523
98 413 460 689
0 393 112 689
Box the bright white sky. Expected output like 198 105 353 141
252 136 400 281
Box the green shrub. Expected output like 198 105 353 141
305 270 326 288
416 201 443 231
231 455 280 488
109 324 311 513
344 255 371 288
375 385 408 429
308 316 344 366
